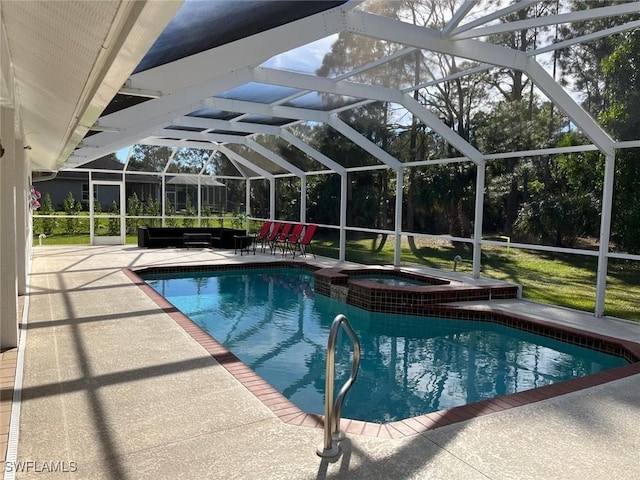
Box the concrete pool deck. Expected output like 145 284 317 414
5 245 640 479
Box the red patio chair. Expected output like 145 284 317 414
287 224 317 258
255 220 272 240
269 222 293 253
253 220 272 252
278 223 304 256
259 221 281 252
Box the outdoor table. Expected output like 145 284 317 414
234 234 256 255
183 232 212 248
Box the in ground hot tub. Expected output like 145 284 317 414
347 269 450 286
314 267 519 314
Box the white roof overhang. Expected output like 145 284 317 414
0 0 182 171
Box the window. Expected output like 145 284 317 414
83 184 99 203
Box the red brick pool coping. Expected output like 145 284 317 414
124 267 640 439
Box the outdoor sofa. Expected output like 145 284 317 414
137 226 249 249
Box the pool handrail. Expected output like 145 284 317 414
317 313 361 459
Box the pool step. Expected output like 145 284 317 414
329 285 349 302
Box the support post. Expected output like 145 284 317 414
89 171 94 243
595 152 615 317
161 173 166 227
472 160 486 278
270 178 275 222
300 175 307 224
1 105 18 349
197 176 202 227
394 168 403 267
245 178 251 233
339 174 347 262
15 137 28 295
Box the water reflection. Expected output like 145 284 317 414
144 268 627 423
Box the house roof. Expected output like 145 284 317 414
166 175 226 187
51 157 160 184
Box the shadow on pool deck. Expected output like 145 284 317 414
7 245 640 479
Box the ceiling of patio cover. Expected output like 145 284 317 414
4 0 640 175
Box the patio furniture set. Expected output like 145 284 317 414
136 222 317 258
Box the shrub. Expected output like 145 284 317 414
108 201 120 235
183 195 196 228
165 197 178 227
62 192 82 234
127 193 143 234
201 205 212 227
144 195 160 227
36 193 56 235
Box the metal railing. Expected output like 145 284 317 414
317 314 361 458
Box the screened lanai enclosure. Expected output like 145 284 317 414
15 0 640 321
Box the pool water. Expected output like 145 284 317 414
143 268 628 423
351 274 428 287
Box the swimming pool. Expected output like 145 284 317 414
141 266 630 424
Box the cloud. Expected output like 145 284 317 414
261 34 339 74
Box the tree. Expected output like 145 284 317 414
275 177 300 221
208 151 244 215
473 96 569 242
314 1 484 243
168 148 210 173
250 134 306 222
512 141 602 248
128 145 172 172
307 171 340 226
397 2 489 242
557 0 637 117
479 0 560 235
315 0 406 234
601 30 640 253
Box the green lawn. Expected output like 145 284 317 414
35 234 138 246
34 229 639 322
312 234 639 322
